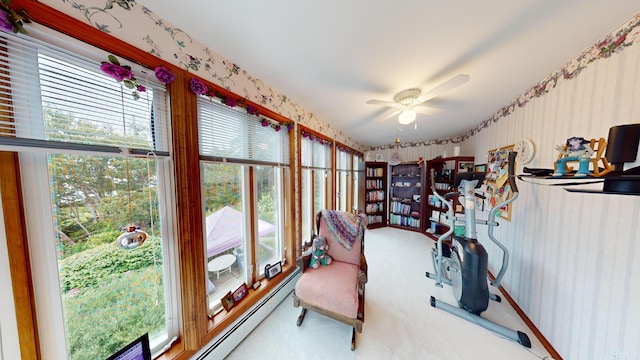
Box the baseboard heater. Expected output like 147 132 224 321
194 268 301 359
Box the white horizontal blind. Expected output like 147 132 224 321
336 147 350 170
0 31 170 155
197 96 289 165
301 136 332 169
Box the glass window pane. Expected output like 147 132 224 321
256 166 283 277
201 162 247 313
50 154 168 360
314 170 326 214
337 170 348 211
301 169 312 244
353 157 362 212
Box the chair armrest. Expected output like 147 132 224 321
358 254 368 285
296 238 314 271
296 253 311 272
357 255 367 322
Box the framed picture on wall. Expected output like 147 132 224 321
486 144 515 221
375 153 384 162
474 164 487 172
458 161 474 172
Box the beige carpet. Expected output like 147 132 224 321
226 227 554 360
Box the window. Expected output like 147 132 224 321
0 28 178 359
336 144 364 213
197 96 290 314
336 146 352 212
300 128 333 242
353 154 364 212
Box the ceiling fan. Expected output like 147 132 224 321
366 74 470 125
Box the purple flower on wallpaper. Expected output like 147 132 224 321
100 63 134 82
614 34 627 46
246 105 259 116
0 10 13 33
154 66 175 84
223 96 237 107
260 119 270 127
189 78 209 95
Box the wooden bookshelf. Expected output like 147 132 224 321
364 161 388 228
389 162 424 232
424 156 474 241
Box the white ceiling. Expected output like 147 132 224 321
136 0 640 147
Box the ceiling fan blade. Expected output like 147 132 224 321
408 102 441 112
366 99 401 107
374 108 401 124
412 107 434 115
415 74 470 105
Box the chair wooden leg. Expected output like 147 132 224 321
351 327 356 351
296 308 307 327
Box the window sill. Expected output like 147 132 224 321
207 264 296 334
155 264 296 360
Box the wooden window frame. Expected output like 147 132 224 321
2 1 297 359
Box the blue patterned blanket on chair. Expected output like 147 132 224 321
320 210 366 250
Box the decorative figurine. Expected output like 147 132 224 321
553 136 594 177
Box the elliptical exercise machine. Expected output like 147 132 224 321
426 151 531 348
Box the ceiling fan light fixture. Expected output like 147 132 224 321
398 110 416 124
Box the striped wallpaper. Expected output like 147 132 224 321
465 38 640 360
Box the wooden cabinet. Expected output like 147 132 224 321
425 156 474 241
364 161 387 229
389 162 423 232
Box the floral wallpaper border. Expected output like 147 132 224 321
38 2 640 153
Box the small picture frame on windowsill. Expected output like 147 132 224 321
221 291 234 312
232 283 248 306
265 261 282 280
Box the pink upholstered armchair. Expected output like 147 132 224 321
293 210 367 350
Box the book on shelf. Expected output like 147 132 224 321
390 201 412 214
367 215 383 224
366 179 384 189
366 167 385 177
428 194 442 208
366 202 384 213
389 214 420 228
366 190 385 201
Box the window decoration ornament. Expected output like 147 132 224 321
101 55 175 100
0 0 31 35
115 149 149 250
154 66 176 84
115 79 156 250
116 225 148 250
336 143 364 159
101 55 147 100
301 129 333 146
190 77 294 132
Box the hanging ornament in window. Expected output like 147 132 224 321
117 225 148 249
114 145 149 250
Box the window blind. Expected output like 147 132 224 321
301 135 332 169
0 31 170 156
197 96 289 166
336 148 350 170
